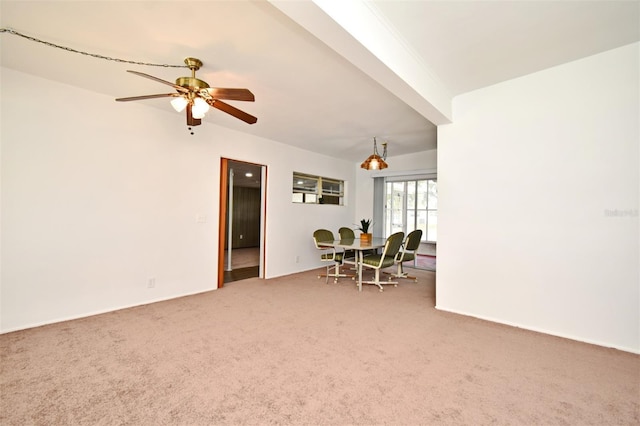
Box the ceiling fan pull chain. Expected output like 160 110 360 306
0 27 188 68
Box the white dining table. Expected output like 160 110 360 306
320 237 387 291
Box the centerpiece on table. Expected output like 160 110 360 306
357 219 373 243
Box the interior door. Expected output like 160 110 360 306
218 158 266 288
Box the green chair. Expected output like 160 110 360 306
313 229 352 283
338 227 357 267
339 226 375 257
387 229 423 282
360 232 405 292
338 226 355 240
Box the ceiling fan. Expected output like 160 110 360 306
116 57 257 126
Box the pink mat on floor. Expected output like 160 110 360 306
413 254 436 270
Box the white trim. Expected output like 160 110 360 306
361 1 449 91
0 288 217 335
384 173 437 182
370 168 437 179
435 305 640 355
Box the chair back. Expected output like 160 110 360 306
338 227 355 240
313 229 335 249
338 227 355 254
404 229 423 251
382 232 405 259
396 229 422 262
360 232 404 269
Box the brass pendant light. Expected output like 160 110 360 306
361 137 388 170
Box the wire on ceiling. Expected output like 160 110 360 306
0 27 188 68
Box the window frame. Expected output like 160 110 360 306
384 177 437 242
292 172 344 205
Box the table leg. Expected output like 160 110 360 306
358 250 363 291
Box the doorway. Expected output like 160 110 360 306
384 178 437 242
377 176 437 271
218 158 266 287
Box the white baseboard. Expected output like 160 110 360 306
0 287 217 335
434 305 640 355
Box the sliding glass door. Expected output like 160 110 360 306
384 179 437 242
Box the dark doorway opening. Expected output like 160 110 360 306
218 159 265 287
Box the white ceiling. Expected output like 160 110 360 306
1 1 638 162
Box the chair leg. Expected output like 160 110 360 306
362 268 397 292
374 270 383 292
318 262 336 283
401 262 417 282
317 263 331 283
384 262 418 282
318 262 354 283
333 263 354 282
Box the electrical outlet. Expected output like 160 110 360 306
240 234 243 239
147 278 156 288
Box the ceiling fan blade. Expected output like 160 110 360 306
126 70 189 93
209 99 258 124
186 103 201 127
205 88 255 102
115 93 179 102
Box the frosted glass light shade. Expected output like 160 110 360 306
192 97 210 119
170 96 188 112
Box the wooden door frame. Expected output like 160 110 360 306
218 159 229 288
218 158 266 288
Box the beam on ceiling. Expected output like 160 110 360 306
269 0 452 125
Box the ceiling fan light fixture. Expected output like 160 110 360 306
170 96 189 112
361 137 388 170
116 57 257 126
192 97 210 118
192 109 206 119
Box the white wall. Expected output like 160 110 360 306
437 43 639 352
0 68 355 332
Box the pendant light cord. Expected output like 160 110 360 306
0 28 188 68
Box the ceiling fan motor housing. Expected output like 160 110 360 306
175 76 210 90
176 57 209 90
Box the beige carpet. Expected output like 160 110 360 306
1 268 638 425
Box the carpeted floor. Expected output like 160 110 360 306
1 268 638 425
